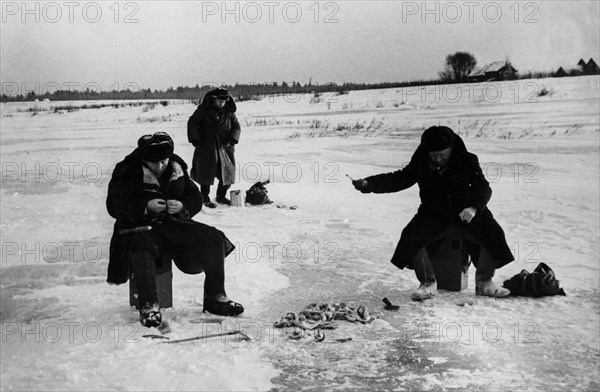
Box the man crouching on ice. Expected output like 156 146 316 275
353 126 514 301
107 132 243 327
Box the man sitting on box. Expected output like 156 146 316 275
107 132 244 327
352 126 514 301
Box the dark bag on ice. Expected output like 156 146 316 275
502 262 566 297
246 180 273 205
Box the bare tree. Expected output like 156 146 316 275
444 52 477 81
438 68 454 83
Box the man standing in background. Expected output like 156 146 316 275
187 88 241 208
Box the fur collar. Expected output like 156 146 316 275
142 160 184 186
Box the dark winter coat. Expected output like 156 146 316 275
364 129 514 270
106 149 206 284
187 92 241 185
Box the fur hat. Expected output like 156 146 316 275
138 132 174 162
210 88 230 100
421 126 454 152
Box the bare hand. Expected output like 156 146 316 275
459 207 477 223
147 199 167 214
352 179 369 193
166 199 184 214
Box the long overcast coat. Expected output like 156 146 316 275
106 150 234 284
187 92 241 186
364 129 514 270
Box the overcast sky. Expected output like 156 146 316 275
1 1 599 94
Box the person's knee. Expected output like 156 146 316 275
172 253 206 274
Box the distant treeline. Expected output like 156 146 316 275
1 80 441 103
0 72 590 103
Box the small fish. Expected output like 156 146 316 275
335 337 353 343
313 321 338 330
287 328 304 340
285 312 297 321
357 305 371 322
143 334 170 340
314 329 326 342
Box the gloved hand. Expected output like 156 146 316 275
352 179 369 193
147 199 167 214
459 207 477 223
166 199 184 214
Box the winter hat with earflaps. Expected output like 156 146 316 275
421 126 454 152
210 88 231 100
138 132 174 162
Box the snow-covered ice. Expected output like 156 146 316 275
1 76 598 391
